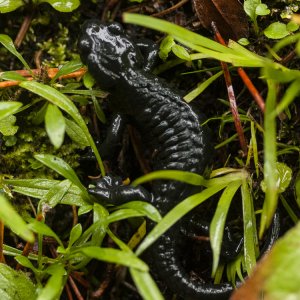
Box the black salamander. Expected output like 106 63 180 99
78 21 280 299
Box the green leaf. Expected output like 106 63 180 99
51 59 83 83
0 101 22 120
261 65 299 84
0 35 31 72
107 209 152 224
210 181 241 276
238 38 250 46
260 80 279 237
0 263 37 300
75 246 149 271
264 22 290 39
132 170 206 187
0 71 26 81
92 96 106 123
171 44 190 61
130 268 164 300
159 35 175 61
68 223 82 248
116 201 161 223
4 178 61 190
19 81 105 176
15 255 38 273
37 264 66 300
244 0 261 21
39 179 72 209
261 162 292 194
0 0 24 13
5 178 87 207
65 117 89 146
286 21 299 32
45 104 66 148
39 0 80 12
83 72 95 89
34 154 88 198
0 115 18 136
28 219 63 247
184 70 223 103
255 3 270 16
78 205 93 215
237 222 300 299
0 194 34 243
241 178 257 275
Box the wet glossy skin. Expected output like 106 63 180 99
78 21 280 299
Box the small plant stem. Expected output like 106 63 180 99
212 22 248 155
70 271 90 289
72 205 78 227
91 264 115 298
237 68 265 113
0 68 87 88
65 282 74 300
151 0 189 17
68 275 84 300
0 78 33 88
14 14 34 48
0 221 5 263
259 80 278 238
36 213 44 270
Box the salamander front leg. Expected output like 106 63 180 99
135 39 159 72
80 114 127 162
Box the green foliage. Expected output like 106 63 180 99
0 263 37 300
0 0 80 13
264 21 299 39
244 0 270 34
45 104 66 149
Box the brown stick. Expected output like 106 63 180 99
14 14 33 48
151 0 189 17
212 22 248 156
237 67 265 112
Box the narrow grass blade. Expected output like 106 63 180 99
132 170 206 187
130 268 164 300
75 246 148 271
136 183 227 256
260 80 278 238
242 178 257 274
0 35 32 73
210 180 242 276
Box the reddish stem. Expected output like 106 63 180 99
212 22 248 155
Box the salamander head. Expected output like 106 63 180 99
78 20 143 89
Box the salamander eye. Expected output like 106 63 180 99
108 22 123 34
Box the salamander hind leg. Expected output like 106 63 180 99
88 174 152 205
